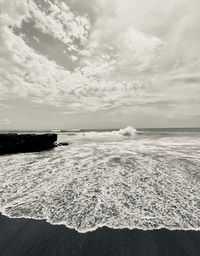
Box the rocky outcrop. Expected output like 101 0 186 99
0 133 57 155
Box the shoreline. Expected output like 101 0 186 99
1 211 200 233
0 214 199 256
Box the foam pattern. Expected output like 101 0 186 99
0 133 200 232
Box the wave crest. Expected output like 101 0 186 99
119 126 137 136
72 126 137 142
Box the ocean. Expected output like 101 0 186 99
0 127 200 233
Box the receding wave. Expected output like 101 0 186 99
0 131 200 233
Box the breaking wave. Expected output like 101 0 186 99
119 126 137 136
64 126 137 142
0 131 200 233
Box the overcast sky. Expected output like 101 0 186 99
0 0 200 130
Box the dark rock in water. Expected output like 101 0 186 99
0 133 57 155
58 142 69 146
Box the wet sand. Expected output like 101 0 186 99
0 214 199 256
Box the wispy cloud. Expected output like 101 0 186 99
28 0 90 55
0 0 200 122
2 118 10 125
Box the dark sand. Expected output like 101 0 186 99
0 214 199 256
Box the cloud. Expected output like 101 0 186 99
0 0 157 113
91 0 200 68
32 35 40 43
0 24 146 112
28 0 91 55
0 0 200 119
0 0 30 27
84 27 164 82
2 118 10 125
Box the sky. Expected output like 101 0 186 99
0 0 200 130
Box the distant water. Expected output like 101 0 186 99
0 127 200 232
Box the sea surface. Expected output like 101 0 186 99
0 127 200 233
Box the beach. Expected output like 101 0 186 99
0 214 200 256
0 129 200 255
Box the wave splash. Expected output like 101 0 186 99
119 126 137 136
70 126 137 142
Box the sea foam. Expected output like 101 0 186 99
0 131 200 233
